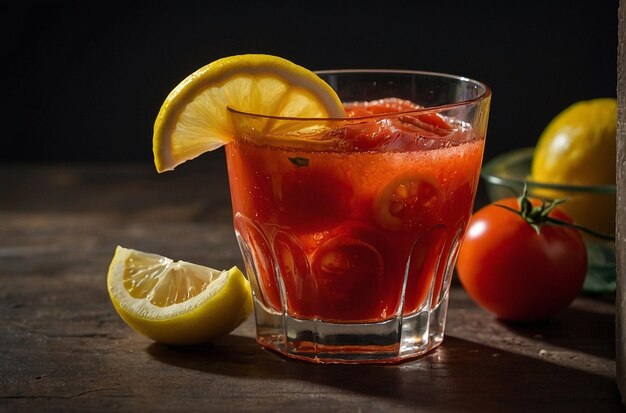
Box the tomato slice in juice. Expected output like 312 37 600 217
373 174 440 231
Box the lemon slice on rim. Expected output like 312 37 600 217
153 54 345 172
107 246 252 345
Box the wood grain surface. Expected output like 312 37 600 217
616 0 625 403
0 158 622 412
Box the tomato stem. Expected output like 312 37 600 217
544 217 615 240
493 183 615 240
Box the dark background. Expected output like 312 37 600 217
4 1 618 165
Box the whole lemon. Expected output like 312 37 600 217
530 98 616 234
531 98 616 185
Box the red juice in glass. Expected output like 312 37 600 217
225 71 491 363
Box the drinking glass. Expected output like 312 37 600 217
225 70 491 363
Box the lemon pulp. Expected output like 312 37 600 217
153 54 345 172
107 246 252 345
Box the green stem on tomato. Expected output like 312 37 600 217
544 217 615 241
493 183 615 241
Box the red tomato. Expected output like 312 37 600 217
455 197 587 321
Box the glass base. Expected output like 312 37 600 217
253 297 449 364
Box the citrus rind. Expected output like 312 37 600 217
107 246 253 345
153 54 345 172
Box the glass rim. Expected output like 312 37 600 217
481 147 616 193
226 69 492 121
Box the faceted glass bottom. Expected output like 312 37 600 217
253 295 449 364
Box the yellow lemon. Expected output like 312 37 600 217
530 98 616 234
153 54 345 172
107 246 252 345
531 98 616 185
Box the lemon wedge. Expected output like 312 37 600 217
107 246 252 345
153 54 345 172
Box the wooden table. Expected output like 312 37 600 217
1 157 623 412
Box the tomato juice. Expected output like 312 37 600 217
226 99 484 323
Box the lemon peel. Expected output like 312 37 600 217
153 54 345 172
107 246 252 345
530 98 616 234
531 98 616 186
